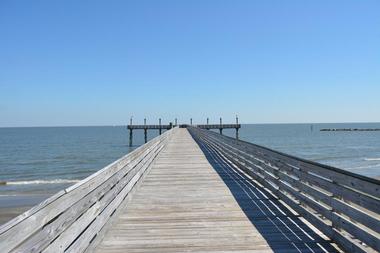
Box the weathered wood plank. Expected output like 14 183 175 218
42 145 163 253
331 212 380 250
331 198 380 234
63 145 165 253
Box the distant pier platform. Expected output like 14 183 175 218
128 117 241 146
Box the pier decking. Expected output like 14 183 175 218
96 129 335 253
0 127 379 253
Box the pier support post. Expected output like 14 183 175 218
129 116 133 146
129 129 133 146
190 118 192 125
235 115 239 140
207 118 209 130
159 118 162 135
175 118 177 126
144 118 147 143
219 117 223 135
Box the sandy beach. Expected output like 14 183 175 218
0 194 51 225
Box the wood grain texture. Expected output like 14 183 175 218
94 129 339 253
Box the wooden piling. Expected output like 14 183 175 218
129 129 133 146
159 118 162 135
129 117 133 146
144 118 147 143
235 115 239 140
219 117 223 135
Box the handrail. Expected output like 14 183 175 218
0 127 177 253
127 125 172 129
188 126 380 253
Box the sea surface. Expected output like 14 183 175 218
0 123 379 202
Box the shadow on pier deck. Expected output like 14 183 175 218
197 138 339 252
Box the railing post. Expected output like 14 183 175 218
331 180 341 233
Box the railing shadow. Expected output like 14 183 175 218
194 138 339 253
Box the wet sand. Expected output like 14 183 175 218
0 194 51 225
0 206 31 225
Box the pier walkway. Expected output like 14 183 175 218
0 127 379 253
95 129 338 253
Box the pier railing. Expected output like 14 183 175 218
127 124 172 130
0 127 176 253
189 127 380 253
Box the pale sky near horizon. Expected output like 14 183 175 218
1 0 379 127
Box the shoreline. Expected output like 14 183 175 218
0 194 52 225
0 206 31 225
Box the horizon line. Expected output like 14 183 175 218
1 121 380 128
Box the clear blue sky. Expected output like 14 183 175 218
1 0 379 127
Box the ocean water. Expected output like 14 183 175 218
0 126 164 197
220 123 380 178
0 123 379 199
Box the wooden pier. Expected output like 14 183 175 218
0 127 379 253
127 118 173 145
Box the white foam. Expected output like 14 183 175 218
5 179 80 185
347 163 380 170
364 158 380 161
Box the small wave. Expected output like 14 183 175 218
1 179 80 185
364 158 380 161
347 163 380 170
